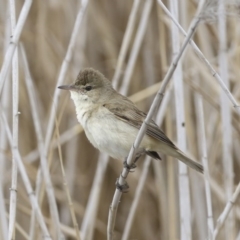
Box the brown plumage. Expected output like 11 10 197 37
59 68 203 173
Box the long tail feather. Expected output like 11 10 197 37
175 150 203 173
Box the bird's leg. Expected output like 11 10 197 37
115 177 129 193
123 152 143 171
118 154 143 192
123 157 137 172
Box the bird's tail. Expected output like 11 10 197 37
175 150 203 173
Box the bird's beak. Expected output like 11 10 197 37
58 84 77 91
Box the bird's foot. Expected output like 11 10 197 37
123 160 136 172
115 178 129 193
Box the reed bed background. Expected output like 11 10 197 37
0 0 240 239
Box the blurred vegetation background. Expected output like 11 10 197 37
0 0 240 239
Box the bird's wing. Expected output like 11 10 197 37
103 101 177 149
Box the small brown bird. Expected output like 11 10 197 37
58 68 203 173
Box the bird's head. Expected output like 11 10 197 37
58 68 113 103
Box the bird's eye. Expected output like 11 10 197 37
85 86 92 91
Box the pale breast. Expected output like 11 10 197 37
84 106 150 159
70 91 152 159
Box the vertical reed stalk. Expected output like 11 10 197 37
170 0 191 238
8 0 19 238
21 45 64 239
195 82 214 238
0 0 32 94
0 110 51 239
218 0 234 238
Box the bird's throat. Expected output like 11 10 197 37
70 91 93 128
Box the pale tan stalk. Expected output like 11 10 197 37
195 86 214 238
119 0 153 94
6 214 29 240
0 0 32 94
154 85 173 240
237 231 240 240
170 0 191 238
0 133 8 239
44 0 88 154
55 118 81 240
121 82 173 240
218 0 234 238
60 120 78 225
1 1 240 239
80 153 109 240
21 45 64 239
121 157 151 240
213 182 240 239
24 125 83 163
184 4 206 238
0 110 51 239
0 9 11 240
157 0 240 115
8 0 19 239
166 107 178 240
107 1 206 238
27 2 88 237
112 0 141 88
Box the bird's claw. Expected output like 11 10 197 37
115 178 129 193
123 160 136 172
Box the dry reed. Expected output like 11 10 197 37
0 0 239 239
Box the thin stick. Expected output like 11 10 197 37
119 0 153 94
195 87 214 237
21 45 64 239
0 0 32 95
27 2 88 237
166 108 178 240
157 0 240 115
55 117 81 240
213 182 240 239
170 0 191 238
155 86 173 240
218 0 234 237
8 0 19 239
0 177 8 240
0 6 11 240
121 157 151 240
0 110 51 239
112 0 141 88
6 214 29 240
24 125 83 163
107 2 206 238
60 119 78 225
237 231 240 240
80 153 109 240
44 0 88 155
28 173 40 240
0 93 9 240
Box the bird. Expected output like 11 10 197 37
58 68 203 174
